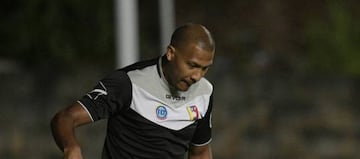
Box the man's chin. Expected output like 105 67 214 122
176 83 190 92
177 87 189 92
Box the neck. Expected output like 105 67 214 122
161 56 179 94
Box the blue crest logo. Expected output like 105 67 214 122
156 106 167 120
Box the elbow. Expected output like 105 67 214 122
50 109 76 131
50 111 62 128
50 109 78 151
50 110 66 132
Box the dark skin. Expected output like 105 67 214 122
51 103 91 159
163 44 213 92
51 24 214 159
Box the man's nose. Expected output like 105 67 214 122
191 69 204 82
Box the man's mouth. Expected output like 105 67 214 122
182 80 192 87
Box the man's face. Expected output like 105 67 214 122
165 44 214 91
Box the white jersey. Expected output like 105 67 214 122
79 56 214 159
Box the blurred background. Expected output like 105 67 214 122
1 0 360 158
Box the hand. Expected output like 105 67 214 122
63 146 84 159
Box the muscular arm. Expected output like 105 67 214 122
51 102 93 159
188 144 212 159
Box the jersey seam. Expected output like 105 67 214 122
191 138 212 147
77 100 94 122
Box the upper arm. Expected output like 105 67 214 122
78 70 132 121
191 94 213 145
188 93 213 159
188 144 212 159
53 102 93 127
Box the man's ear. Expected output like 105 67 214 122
166 45 175 61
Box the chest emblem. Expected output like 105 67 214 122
186 105 200 121
156 106 168 120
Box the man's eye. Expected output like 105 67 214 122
188 63 197 68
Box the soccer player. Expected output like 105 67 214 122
51 23 215 159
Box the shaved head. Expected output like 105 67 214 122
163 23 215 91
170 23 215 53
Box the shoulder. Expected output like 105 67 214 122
120 57 159 73
184 77 213 104
102 57 160 83
194 78 213 95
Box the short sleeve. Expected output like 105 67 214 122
78 70 132 121
190 93 213 146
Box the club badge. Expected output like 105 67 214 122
186 105 199 121
156 106 168 120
